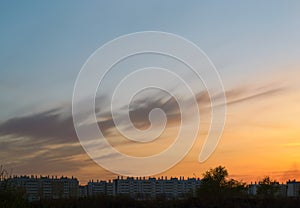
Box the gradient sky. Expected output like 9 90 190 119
1 1 300 184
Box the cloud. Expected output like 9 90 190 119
0 104 116 175
127 94 180 129
268 168 300 182
0 109 77 144
225 86 284 106
0 134 89 174
0 84 284 142
0 83 285 175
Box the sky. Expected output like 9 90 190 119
0 1 300 184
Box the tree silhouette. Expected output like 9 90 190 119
197 166 246 199
0 165 29 207
199 166 228 195
0 165 9 181
257 176 280 198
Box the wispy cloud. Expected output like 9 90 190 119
0 83 285 175
282 142 300 147
226 86 284 106
0 109 76 144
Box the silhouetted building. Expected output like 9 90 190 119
4 175 78 201
248 181 287 197
287 180 300 197
79 185 88 198
87 176 201 199
248 182 258 195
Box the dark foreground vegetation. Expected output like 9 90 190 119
2 194 300 208
1 166 300 208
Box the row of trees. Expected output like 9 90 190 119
0 165 291 208
197 166 282 199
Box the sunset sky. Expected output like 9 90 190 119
1 1 300 184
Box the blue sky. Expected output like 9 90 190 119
1 1 300 182
1 1 300 119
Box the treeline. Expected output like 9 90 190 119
14 195 300 208
1 166 300 208
197 166 285 199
